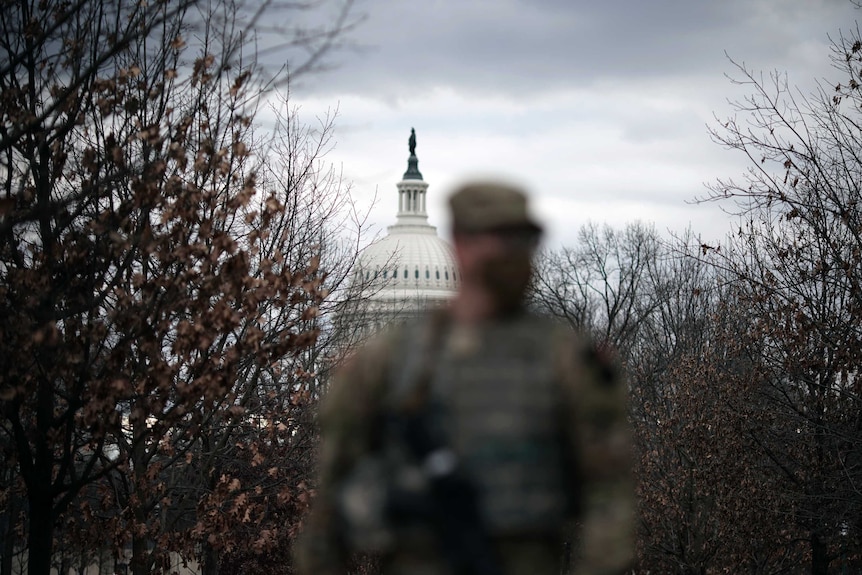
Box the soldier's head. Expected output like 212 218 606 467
448 180 542 315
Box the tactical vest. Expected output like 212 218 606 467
391 312 576 536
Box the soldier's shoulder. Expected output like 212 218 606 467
524 314 622 387
518 311 587 346
356 315 419 353
336 312 440 375
321 325 407 420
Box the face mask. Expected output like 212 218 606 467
478 250 533 313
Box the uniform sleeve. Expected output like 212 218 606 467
556 329 636 575
293 331 395 575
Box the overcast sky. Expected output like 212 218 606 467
280 0 861 249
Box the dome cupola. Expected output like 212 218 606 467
356 130 458 318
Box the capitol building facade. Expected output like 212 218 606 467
353 130 458 331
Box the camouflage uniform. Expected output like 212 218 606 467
295 309 635 575
296 179 634 574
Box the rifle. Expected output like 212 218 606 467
386 407 503 575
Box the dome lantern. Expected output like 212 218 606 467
396 128 430 226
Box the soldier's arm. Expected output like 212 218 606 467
293 331 394 575
557 330 636 575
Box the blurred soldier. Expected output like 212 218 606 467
295 181 635 575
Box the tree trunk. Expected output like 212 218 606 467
131 534 150 575
27 489 53 575
201 543 219 575
1 490 15 575
810 532 829 575
130 417 152 575
29 376 56 575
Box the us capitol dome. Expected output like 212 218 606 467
354 129 458 326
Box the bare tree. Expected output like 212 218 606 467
0 1 363 574
701 31 862 573
531 222 810 572
532 221 664 352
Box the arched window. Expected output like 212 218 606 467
435 270 440 280
444 270 449 280
425 269 430 279
415 269 419 279
383 270 387 279
404 268 408 279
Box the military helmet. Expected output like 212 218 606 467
448 180 543 234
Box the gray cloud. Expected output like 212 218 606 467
289 0 857 100
272 0 861 247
